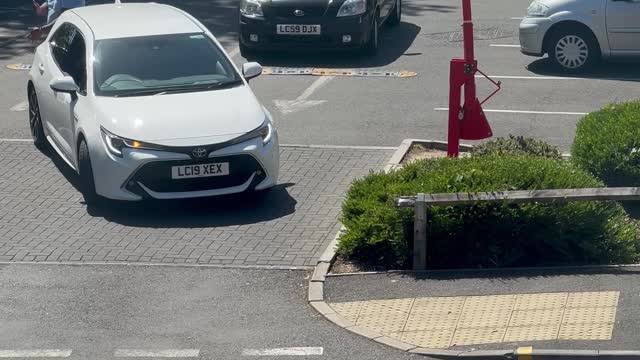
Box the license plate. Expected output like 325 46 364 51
276 24 321 35
171 163 229 179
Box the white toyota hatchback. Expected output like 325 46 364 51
28 2 279 205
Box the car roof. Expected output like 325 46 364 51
71 3 203 40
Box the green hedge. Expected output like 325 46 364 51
472 135 561 159
338 155 640 269
572 101 640 186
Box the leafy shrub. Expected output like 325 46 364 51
472 135 561 159
572 101 640 186
338 155 640 269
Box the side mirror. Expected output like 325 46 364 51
242 62 263 81
50 76 79 93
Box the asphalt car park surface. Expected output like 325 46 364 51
2 0 640 358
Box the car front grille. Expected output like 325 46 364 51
268 5 328 18
125 154 265 196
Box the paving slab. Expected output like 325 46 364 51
324 267 640 351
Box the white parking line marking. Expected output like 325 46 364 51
511 17 523 20
10 101 27 112
114 349 200 357
242 347 324 356
274 76 334 114
0 138 32 142
0 350 72 357
489 44 520 48
434 108 588 116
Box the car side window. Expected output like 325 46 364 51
50 23 87 93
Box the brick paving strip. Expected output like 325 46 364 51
0 142 392 268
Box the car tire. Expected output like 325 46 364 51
77 139 101 206
388 0 401 26
28 86 47 153
548 27 599 73
363 12 379 55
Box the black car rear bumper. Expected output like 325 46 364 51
239 13 373 51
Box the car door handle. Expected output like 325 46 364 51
38 63 45 74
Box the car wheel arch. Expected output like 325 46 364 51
76 132 88 171
544 21 600 57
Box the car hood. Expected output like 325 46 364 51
94 85 266 146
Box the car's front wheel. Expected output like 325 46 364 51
388 0 401 26
77 139 101 206
548 27 599 73
28 86 47 152
363 12 379 55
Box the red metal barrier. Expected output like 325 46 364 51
447 0 502 157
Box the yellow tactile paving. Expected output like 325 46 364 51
328 291 619 349
452 327 507 346
404 311 460 331
566 291 619 308
457 309 512 328
509 308 564 327
562 306 617 324
504 325 560 342
371 298 414 313
558 323 615 340
514 293 568 310
329 302 363 323
401 330 454 349
412 297 466 314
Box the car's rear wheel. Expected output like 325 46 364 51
78 139 101 206
388 0 401 26
548 27 599 73
364 12 379 55
28 86 47 152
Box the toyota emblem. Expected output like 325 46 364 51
294 9 304 16
192 147 208 159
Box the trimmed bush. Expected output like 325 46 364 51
572 101 640 186
472 135 562 159
338 155 640 269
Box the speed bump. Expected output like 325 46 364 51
6 63 31 70
262 66 417 78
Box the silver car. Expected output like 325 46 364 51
520 0 640 72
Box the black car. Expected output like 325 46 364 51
238 0 401 56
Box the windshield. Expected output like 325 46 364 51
92 33 241 97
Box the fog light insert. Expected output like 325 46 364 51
342 35 352 43
250 34 259 42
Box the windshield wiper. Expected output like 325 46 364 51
113 79 244 98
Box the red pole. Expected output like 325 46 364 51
462 0 474 62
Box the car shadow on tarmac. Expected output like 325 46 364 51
527 57 640 82
45 145 298 227
247 21 422 69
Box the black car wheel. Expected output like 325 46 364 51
28 86 47 152
548 26 599 73
388 0 401 26
239 41 256 59
78 139 101 206
364 12 379 55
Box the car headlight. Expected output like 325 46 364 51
230 120 274 146
100 126 164 157
526 1 550 17
240 0 264 17
337 0 366 17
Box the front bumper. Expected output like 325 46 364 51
90 133 279 201
239 13 373 50
519 16 553 56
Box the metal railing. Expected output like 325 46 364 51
395 187 640 270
